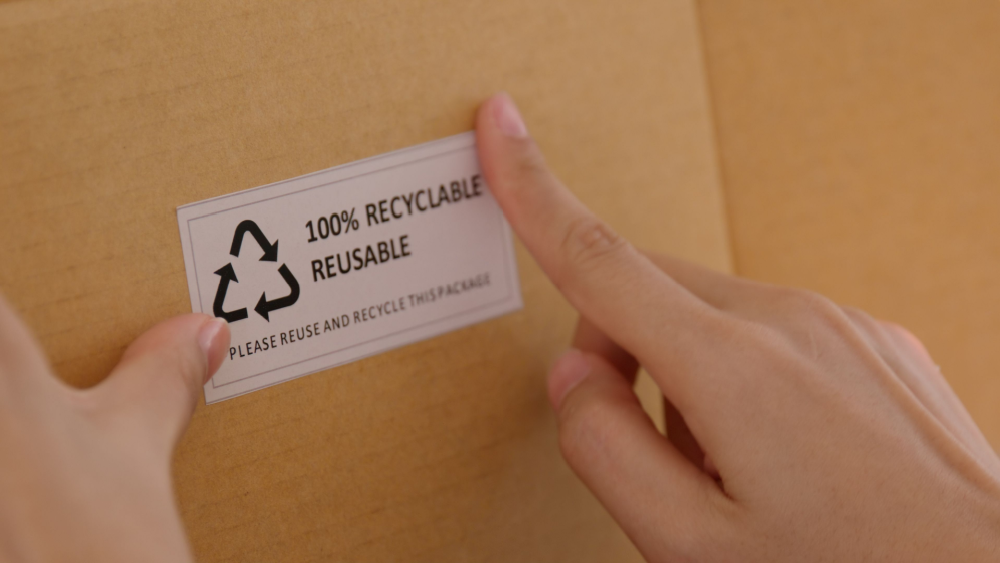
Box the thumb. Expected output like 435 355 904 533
93 314 229 455
548 350 724 561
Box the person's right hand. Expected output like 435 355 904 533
476 93 1000 562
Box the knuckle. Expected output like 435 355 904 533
559 217 629 278
775 288 850 329
737 288 849 361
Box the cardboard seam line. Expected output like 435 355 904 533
691 0 738 275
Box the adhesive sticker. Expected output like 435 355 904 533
177 132 522 403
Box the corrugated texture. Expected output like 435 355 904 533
698 1 1000 447
0 1 729 560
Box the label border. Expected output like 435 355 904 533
176 132 522 403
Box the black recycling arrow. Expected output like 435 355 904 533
213 263 249 322
230 220 278 262
254 264 300 321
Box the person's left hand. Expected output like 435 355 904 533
0 296 229 563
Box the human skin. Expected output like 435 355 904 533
0 310 229 563
476 92 1000 561
1 93 999 562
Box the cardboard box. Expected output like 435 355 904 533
0 0 729 560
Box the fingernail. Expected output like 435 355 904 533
547 349 592 409
197 318 229 383
493 92 528 138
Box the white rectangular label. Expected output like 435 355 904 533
177 132 522 403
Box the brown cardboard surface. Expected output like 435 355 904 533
698 2 1000 448
0 1 730 561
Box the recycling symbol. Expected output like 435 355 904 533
213 220 299 323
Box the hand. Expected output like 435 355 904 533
476 93 1000 562
0 298 229 563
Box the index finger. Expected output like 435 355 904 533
475 94 724 396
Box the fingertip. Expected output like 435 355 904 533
197 317 230 383
492 92 529 138
548 349 593 409
476 93 553 231
478 92 528 138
